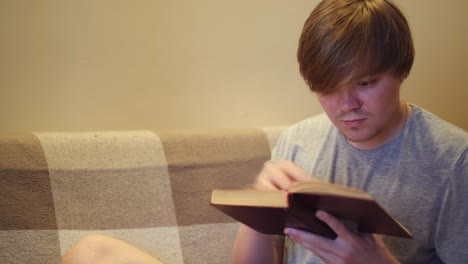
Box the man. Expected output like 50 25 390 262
232 0 468 263
61 0 466 263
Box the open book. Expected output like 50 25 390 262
211 181 412 239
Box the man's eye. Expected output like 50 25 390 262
358 79 375 87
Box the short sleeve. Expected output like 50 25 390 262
434 150 468 262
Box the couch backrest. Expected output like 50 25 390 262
0 128 283 264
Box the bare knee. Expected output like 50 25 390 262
61 234 117 264
61 234 165 264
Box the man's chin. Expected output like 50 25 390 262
344 135 371 144
340 128 376 143
341 125 387 146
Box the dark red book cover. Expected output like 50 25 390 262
211 188 412 239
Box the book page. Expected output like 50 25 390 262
211 189 288 207
289 181 373 200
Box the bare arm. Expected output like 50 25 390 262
232 225 283 264
231 159 311 263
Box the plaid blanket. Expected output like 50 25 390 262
0 128 283 264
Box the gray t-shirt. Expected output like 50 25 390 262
272 105 467 263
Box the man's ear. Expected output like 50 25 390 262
399 72 409 83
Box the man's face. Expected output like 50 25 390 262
316 71 405 150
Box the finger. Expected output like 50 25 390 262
284 228 334 253
257 161 296 190
315 210 354 240
254 173 282 191
273 159 311 182
253 170 285 191
301 246 339 264
266 161 295 189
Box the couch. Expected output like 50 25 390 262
0 128 283 264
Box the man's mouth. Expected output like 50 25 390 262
342 118 366 127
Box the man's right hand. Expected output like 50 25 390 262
252 159 311 191
232 159 312 264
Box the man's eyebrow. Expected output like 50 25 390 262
354 71 383 81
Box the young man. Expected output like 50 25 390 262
232 0 467 263
61 1 466 263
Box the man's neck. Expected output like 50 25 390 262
348 101 411 150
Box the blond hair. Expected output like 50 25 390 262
297 0 414 93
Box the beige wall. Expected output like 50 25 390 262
1 0 467 132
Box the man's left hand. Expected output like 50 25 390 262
284 210 400 264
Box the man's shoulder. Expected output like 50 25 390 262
272 113 336 163
285 112 332 136
409 106 467 164
275 113 335 145
411 106 467 145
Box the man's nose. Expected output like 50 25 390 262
339 88 362 112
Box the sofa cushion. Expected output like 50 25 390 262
0 128 283 264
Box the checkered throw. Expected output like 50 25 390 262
0 128 283 264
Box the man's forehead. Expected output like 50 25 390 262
335 69 379 88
